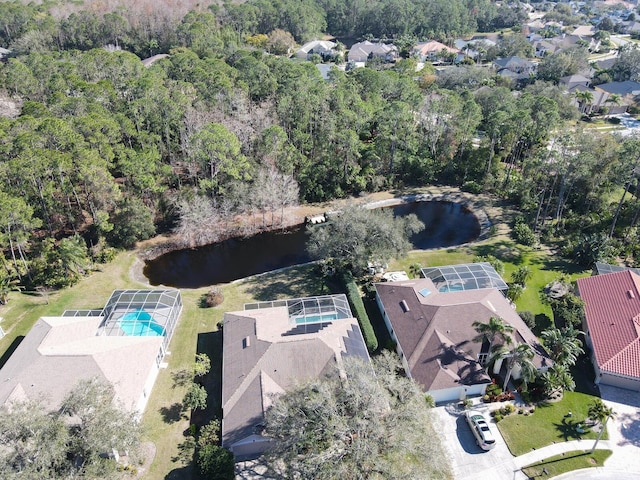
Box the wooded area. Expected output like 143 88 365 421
0 0 639 293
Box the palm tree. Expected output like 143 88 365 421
540 363 575 397
57 235 89 279
473 316 514 360
0 274 21 305
574 90 594 115
490 342 537 391
511 265 532 287
588 399 615 453
409 263 423 279
605 93 622 108
541 326 584 366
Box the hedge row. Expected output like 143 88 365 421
341 272 379 352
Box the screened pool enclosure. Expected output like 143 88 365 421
421 262 508 293
245 294 353 325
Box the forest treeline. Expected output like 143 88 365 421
0 0 527 57
0 1 639 292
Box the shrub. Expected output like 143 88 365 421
501 403 516 415
462 180 483 194
486 383 502 397
493 413 504 422
512 222 536 246
342 271 378 352
203 287 224 307
518 311 536 330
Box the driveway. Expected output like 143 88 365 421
612 113 640 137
431 403 528 480
432 387 640 480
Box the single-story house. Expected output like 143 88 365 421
221 294 369 460
569 84 611 114
595 81 640 109
560 74 591 89
294 40 337 60
375 263 548 403
576 269 640 391
493 56 537 82
0 289 182 414
412 41 459 63
347 41 398 63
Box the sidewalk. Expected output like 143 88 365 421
513 439 612 470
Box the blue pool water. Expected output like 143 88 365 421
118 309 165 336
294 312 339 325
439 284 464 293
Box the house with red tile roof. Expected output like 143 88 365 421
375 267 548 403
576 270 640 391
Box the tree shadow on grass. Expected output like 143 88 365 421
554 418 586 442
471 240 524 264
160 403 186 424
241 265 337 301
191 331 223 427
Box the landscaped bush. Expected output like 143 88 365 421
512 222 536 246
342 272 378 352
203 287 224 307
461 180 483 194
518 310 536 330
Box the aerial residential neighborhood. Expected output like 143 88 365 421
0 0 640 479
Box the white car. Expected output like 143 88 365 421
465 410 496 450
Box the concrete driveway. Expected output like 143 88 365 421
431 403 528 480
432 387 640 480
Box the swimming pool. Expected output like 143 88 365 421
294 312 339 325
439 284 464 293
118 309 166 336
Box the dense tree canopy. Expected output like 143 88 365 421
263 352 453 479
0 1 639 291
307 205 424 274
0 378 142 479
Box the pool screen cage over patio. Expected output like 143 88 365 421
421 262 508 293
244 294 353 323
98 289 182 353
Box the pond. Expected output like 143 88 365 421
143 200 481 288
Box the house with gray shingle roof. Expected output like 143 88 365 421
375 267 548 403
347 41 398 63
577 270 640 391
221 294 369 460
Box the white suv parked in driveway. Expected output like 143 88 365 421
465 410 496 450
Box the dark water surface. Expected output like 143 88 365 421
143 201 481 288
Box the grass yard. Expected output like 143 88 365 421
142 263 335 479
522 450 612 479
497 391 608 456
0 252 145 368
390 237 590 325
0 192 600 480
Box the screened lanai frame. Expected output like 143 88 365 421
421 262 508 293
98 289 182 354
245 294 353 324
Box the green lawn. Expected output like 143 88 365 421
497 392 608 456
0 206 598 479
0 252 145 368
390 237 590 325
522 450 612 479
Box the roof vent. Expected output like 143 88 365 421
242 336 251 348
400 300 410 312
628 290 635 299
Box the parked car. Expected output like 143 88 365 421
465 410 496 450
